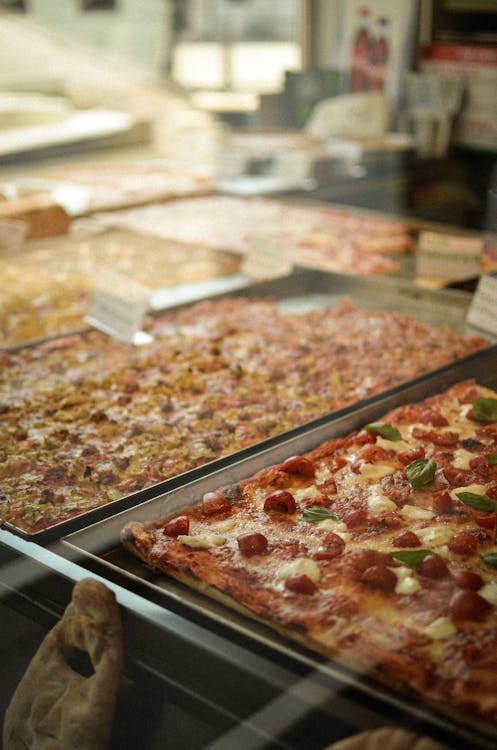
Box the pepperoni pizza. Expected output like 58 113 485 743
122 380 497 730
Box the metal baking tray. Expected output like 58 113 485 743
1 264 491 354
2 268 494 544
0 531 459 750
61 346 497 750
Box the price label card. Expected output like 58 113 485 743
467 274 497 336
272 151 315 182
242 234 294 280
417 231 482 283
87 268 152 345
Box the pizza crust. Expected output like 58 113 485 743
2 577 123 750
323 727 449 749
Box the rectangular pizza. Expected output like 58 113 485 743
121 379 497 731
94 195 413 275
0 296 488 535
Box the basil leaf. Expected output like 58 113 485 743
365 422 402 441
300 506 339 523
391 549 433 568
472 396 497 423
405 459 437 489
455 491 497 512
481 551 497 569
488 453 497 466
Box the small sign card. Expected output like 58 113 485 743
467 274 497 336
242 234 294 280
86 268 152 345
417 231 482 283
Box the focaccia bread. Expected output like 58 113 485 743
122 380 497 731
3 578 123 750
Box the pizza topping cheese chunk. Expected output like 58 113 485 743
122 380 497 727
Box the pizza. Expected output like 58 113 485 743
121 379 497 731
95 195 413 276
39 159 213 214
324 727 448 749
0 231 240 348
0 297 488 534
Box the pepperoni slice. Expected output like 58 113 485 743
351 444 391 473
284 573 316 595
329 456 348 472
164 515 190 537
443 466 473 487
449 589 492 622
314 532 345 560
355 429 376 445
391 530 421 548
342 508 367 528
263 490 296 514
397 446 425 466
458 388 480 405
469 455 489 478
280 455 315 477
420 409 449 427
202 491 232 515
237 532 268 556
448 530 479 556
412 426 429 440
453 570 483 591
417 554 450 579
429 430 459 447
432 490 453 514
360 565 397 592
474 512 496 531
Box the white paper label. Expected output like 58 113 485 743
86 268 152 345
242 234 293 280
417 231 482 282
466 274 497 335
272 151 315 182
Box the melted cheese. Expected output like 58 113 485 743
450 483 488 502
422 616 457 640
398 504 434 521
293 485 322 501
452 449 475 470
392 566 421 595
367 485 397 516
178 533 226 549
416 524 454 548
213 518 237 533
376 436 411 454
277 558 320 583
317 519 352 542
359 462 396 480
315 464 331 482
479 582 497 607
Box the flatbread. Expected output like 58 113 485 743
3 577 123 750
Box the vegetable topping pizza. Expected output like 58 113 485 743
122 380 497 731
0 297 488 534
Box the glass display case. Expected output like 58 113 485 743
1 4 497 749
